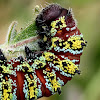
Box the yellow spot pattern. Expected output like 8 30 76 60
21 62 33 72
43 52 79 75
51 16 67 29
51 36 86 50
43 52 56 62
25 74 38 100
2 81 12 100
50 16 67 36
44 70 61 93
68 36 86 50
34 59 46 68
51 37 63 48
54 59 79 75
0 65 12 74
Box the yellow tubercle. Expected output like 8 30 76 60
51 37 63 48
45 71 61 93
63 41 70 49
72 40 82 49
67 36 86 50
2 81 12 100
0 65 12 74
21 62 33 72
51 37 59 47
43 35 47 42
50 16 67 30
43 52 56 62
25 74 38 100
34 59 46 68
53 59 79 75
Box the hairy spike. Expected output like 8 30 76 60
25 46 32 55
75 70 81 75
25 46 36 60
57 88 61 95
0 49 7 65
17 56 24 63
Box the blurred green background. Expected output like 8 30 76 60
0 0 100 100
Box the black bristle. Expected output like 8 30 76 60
81 43 86 47
17 56 24 63
25 46 36 60
62 62 67 66
37 53 42 57
25 46 32 55
57 88 61 95
0 49 7 66
38 41 47 50
51 76 54 80
30 97 35 100
85 41 87 44
0 67 3 73
75 70 81 75
22 66 29 72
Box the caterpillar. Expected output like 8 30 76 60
0 4 87 100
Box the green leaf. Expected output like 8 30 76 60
0 19 40 57
0 5 42 57
12 21 37 44
7 21 18 44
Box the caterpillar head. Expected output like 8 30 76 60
36 4 87 51
36 4 75 35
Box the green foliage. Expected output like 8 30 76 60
7 21 18 44
13 22 37 43
0 14 40 57
7 21 37 44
